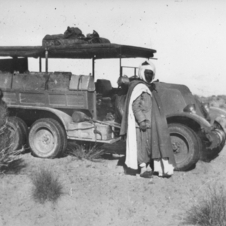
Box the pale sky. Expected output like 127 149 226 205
0 0 226 96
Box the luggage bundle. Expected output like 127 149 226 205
42 27 110 47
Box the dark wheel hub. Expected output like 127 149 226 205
172 140 186 154
172 142 180 154
170 135 189 164
42 134 51 144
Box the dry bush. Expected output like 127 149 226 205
184 183 226 226
31 169 63 204
67 142 105 161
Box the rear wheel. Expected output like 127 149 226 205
5 117 27 152
168 123 201 171
29 118 67 158
14 117 28 146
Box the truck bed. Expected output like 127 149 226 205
1 71 96 111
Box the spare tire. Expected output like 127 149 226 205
168 123 201 171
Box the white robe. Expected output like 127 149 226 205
125 83 151 170
125 83 174 176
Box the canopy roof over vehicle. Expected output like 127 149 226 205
0 43 156 59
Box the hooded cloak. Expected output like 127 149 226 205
120 61 176 171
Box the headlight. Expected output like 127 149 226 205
183 104 197 114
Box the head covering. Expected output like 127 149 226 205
138 61 156 83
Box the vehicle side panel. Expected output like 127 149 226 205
1 72 96 117
3 90 93 109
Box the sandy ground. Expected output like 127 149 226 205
1 95 226 226
0 140 226 226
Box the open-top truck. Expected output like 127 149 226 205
0 43 225 171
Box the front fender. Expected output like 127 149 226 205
167 112 226 151
167 112 211 129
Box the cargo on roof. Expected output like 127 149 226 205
0 43 156 59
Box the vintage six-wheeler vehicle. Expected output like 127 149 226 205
0 43 225 171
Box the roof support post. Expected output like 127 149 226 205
119 57 122 77
92 57 95 80
39 57 42 72
12 57 18 73
45 49 48 73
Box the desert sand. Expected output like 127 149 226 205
0 96 226 226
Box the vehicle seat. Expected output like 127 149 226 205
95 79 112 96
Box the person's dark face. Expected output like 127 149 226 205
144 69 154 83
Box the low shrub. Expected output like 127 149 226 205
31 168 63 204
67 142 105 161
184 183 226 226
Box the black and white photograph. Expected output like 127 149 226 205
0 0 226 225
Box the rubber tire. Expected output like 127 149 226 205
168 123 201 171
29 118 67 158
5 117 25 152
14 117 28 146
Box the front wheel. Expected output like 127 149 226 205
29 118 67 158
168 123 201 171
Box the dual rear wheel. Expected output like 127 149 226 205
5 117 67 158
4 116 28 152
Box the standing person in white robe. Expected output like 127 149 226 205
120 61 176 178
